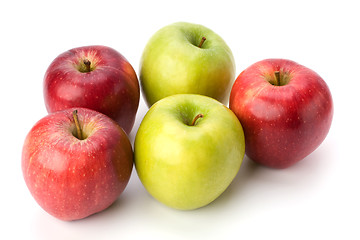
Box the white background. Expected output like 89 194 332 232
1 0 359 239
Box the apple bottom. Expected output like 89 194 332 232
243 117 332 169
30 167 126 221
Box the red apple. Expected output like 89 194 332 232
22 108 133 221
43 45 140 135
229 59 333 168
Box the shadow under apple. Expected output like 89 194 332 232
203 144 330 212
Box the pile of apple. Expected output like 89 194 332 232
22 22 333 221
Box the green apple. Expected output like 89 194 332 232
139 22 236 107
134 94 245 210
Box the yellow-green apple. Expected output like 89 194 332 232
134 94 245 210
43 45 140 134
229 59 333 169
22 108 133 221
139 22 235 107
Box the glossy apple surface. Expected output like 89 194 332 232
22 108 133 221
134 94 245 210
43 45 140 134
230 59 333 168
139 22 235 107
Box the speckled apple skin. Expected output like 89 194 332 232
22 108 133 221
230 59 333 169
43 45 140 134
139 22 235 107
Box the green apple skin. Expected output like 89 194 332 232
134 94 245 210
139 22 236 107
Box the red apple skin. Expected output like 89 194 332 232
22 108 133 221
43 45 140 135
230 59 333 169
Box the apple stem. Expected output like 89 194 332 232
72 110 83 140
83 59 91 72
198 37 206 48
275 71 281 86
190 113 204 126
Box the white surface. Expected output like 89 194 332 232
1 0 359 239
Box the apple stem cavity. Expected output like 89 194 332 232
198 37 206 48
275 71 281 86
190 113 204 126
72 110 83 140
83 59 91 73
